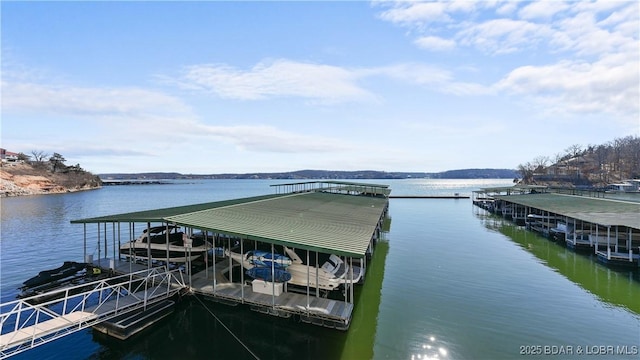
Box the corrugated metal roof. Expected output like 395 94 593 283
475 185 548 193
70 194 282 223
165 191 388 257
493 193 640 229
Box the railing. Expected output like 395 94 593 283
0 267 185 359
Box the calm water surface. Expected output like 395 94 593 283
1 179 639 359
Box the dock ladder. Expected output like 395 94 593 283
0 267 186 359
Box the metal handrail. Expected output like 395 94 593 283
0 266 185 359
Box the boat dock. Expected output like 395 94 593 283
473 186 640 268
389 194 469 199
1 181 391 358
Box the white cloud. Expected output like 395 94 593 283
376 1 638 58
374 0 639 121
518 1 570 20
457 18 553 54
377 1 450 26
172 59 374 104
496 2 519 16
414 35 456 51
1 73 356 156
1 80 191 120
495 56 639 120
191 124 355 153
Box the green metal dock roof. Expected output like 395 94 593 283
71 190 389 258
70 194 282 224
165 191 388 257
494 193 640 229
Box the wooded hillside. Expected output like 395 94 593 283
517 135 639 187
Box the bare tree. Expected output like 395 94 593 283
517 162 536 183
565 144 582 159
30 150 49 163
532 156 549 173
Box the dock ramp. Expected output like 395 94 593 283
0 267 185 359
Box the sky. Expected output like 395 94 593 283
1 1 638 174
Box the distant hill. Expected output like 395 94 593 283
99 168 518 180
429 168 517 179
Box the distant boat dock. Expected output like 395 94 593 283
101 179 171 186
473 185 640 268
390 194 469 199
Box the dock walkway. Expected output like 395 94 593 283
1 267 184 359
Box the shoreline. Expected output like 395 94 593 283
1 183 102 197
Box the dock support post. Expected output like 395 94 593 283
315 251 319 298
112 223 116 267
241 239 245 303
97 223 101 267
146 222 151 270
349 257 354 303
228 237 233 284
83 224 87 264
306 249 310 313
607 226 611 259
103 223 107 264
270 243 275 308
594 226 599 254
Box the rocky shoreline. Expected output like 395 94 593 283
0 163 102 197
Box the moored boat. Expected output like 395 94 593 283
119 225 212 263
246 267 292 282
226 247 362 291
21 261 89 290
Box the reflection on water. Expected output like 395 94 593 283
411 335 449 360
341 239 390 360
476 210 640 315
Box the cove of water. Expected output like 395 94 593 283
1 179 638 359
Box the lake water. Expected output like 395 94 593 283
1 179 639 359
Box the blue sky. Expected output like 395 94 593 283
2 1 638 174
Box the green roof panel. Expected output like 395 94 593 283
165 191 388 257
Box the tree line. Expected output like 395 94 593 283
16 151 87 174
517 135 640 186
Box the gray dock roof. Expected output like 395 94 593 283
493 193 640 229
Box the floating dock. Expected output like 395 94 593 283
2 181 391 357
473 186 640 268
69 181 391 331
389 195 469 199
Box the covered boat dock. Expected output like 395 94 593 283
473 188 640 267
70 181 391 330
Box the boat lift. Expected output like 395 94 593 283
0 267 186 359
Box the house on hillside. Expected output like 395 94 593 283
0 148 21 163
